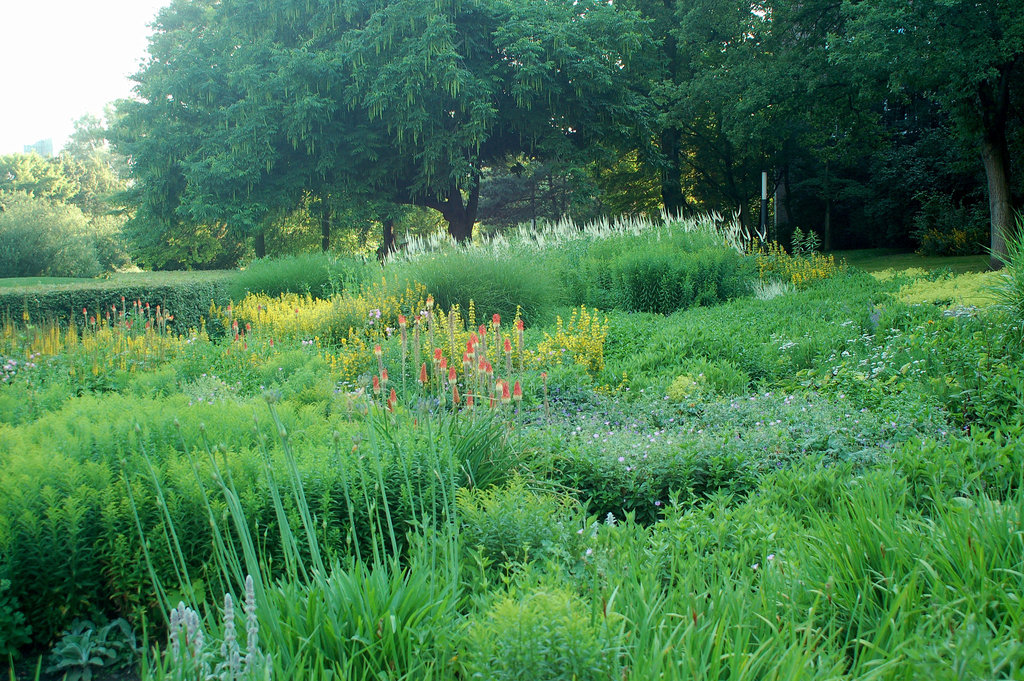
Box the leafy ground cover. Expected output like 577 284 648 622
1 216 1022 680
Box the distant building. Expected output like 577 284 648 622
23 139 54 157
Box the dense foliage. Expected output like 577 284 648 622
99 0 1022 268
1 214 1022 679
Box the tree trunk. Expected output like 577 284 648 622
979 68 1014 269
983 136 1013 269
254 231 266 259
437 177 479 242
775 165 791 245
660 127 686 217
377 218 396 262
320 206 331 252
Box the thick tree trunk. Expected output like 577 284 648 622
978 69 1015 269
254 231 266 259
660 127 686 217
320 206 331 252
435 177 480 243
982 129 1013 269
377 218 396 262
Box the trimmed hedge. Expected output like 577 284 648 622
0 272 235 334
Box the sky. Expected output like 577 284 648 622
0 0 169 155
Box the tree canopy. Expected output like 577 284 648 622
113 0 646 252
107 0 1022 267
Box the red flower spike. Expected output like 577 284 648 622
515 319 524 332
398 314 407 327
466 394 474 407
501 382 511 404
387 388 397 412
418 363 428 385
381 368 389 384
440 358 447 371
433 348 443 362
372 375 381 394
452 384 461 406
513 381 522 401
245 323 251 332
448 367 457 383
478 325 486 338
374 344 383 357
492 314 500 327
470 333 479 345
504 339 512 353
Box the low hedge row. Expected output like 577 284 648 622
0 273 235 334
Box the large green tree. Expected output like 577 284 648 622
114 0 645 252
836 0 1024 264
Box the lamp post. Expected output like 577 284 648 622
760 171 768 243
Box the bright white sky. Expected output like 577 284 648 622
0 0 169 155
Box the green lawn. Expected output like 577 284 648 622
834 248 990 274
0 269 236 291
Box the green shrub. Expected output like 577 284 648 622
0 191 101 278
609 247 753 314
550 228 755 314
388 249 560 325
229 252 375 301
463 587 613 681
0 273 233 333
913 192 988 256
457 478 582 571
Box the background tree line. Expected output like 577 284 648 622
4 0 1020 274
